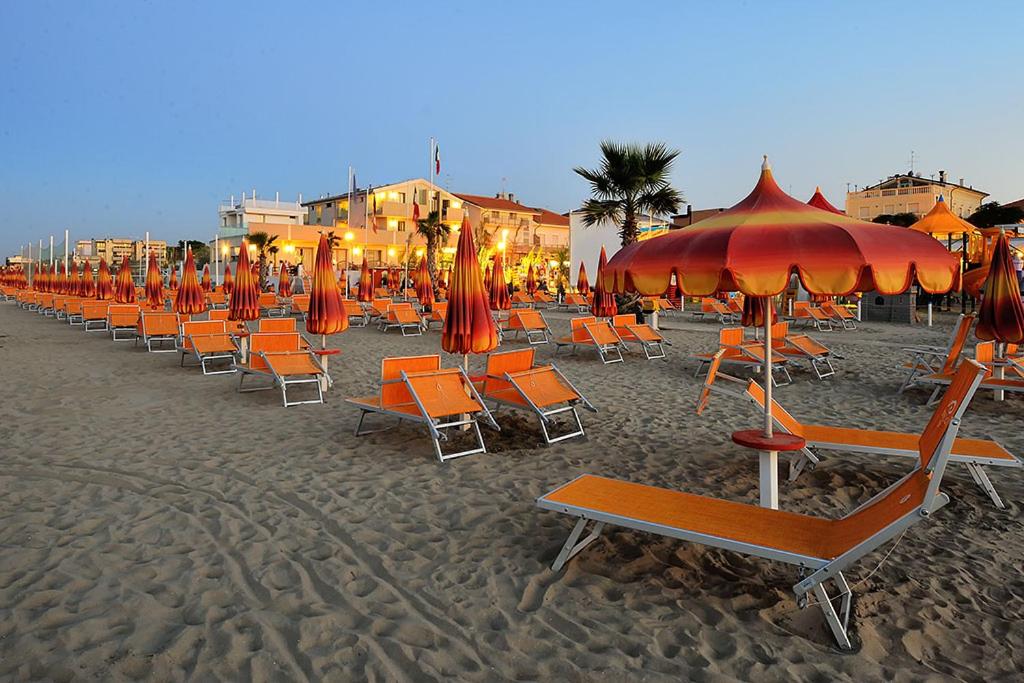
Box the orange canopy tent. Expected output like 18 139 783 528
222 264 234 295
357 255 373 302
200 264 212 292
174 249 207 315
489 253 511 311
416 255 434 308
443 216 499 357
911 195 978 240
806 186 844 215
114 255 136 303
306 234 347 338
591 246 617 317
228 242 260 322
79 262 95 298
976 230 1024 345
277 263 292 298
95 258 114 300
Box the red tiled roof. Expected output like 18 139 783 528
1005 198 1024 210
532 208 570 227
454 193 537 213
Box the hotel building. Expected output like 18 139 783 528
845 171 988 221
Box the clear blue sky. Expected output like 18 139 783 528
2 0 1022 257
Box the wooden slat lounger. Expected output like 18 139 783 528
537 360 988 650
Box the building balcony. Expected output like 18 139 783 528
441 207 464 223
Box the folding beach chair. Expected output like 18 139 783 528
791 301 833 332
695 349 747 415
424 302 447 330
380 303 423 336
743 376 1020 508
757 322 835 380
898 314 974 394
538 360 988 650
258 291 287 317
554 316 625 364
373 287 391 300
63 298 85 326
206 291 228 309
655 297 678 315
36 294 56 316
135 311 180 352
692 297 735 323
347 355 499 461
611 314 667 360
534 291 554 307
508 309 551 345
342 299 368 327
257 317 311 348
234 332 329 406
289 294 310 318
479 348 596 444
512 291 534 308
51 296 70 320
178 320 239 375
206 308 249 336
367 298 392 321
81 301 110 332
821 301 857 330
916 342 1024 405
107 304 140 341
693 327 792 386
561 293 589 313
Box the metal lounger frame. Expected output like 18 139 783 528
235 351 328 406
180 334 238 375
694 350 792 387
486 363 596 444
621 323 667 360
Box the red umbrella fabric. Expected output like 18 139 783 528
229 242 260 321
278 263 292 298
741 295 776 327
526 265 537 295
306 234 348 336
389 266 401 294
144 253 164 309
79 262 95 298
174 249 207 315
200 264 212 292
484 265 493 293
114 254 135 303
67 259 80 296
577 261 589 294
357 255 373 302
489 253 511 311
442 217 499 355
591 246 617 317
168 267 178 291
976 230 1024 344
222 264 234 295
95 258 114 300
416 255 434 307
807 186 844 215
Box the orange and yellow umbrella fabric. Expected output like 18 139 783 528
200 264 212 292
95 258 114 300
144 253 164 309
442 217 499 355
976 230 1024 344
357 255 373 302
489 253 511 311
576 261 589 294
277 263 292 298
526 265 537 295
66 259 79 296
591 246 617 317
222 264 234 295
168 267 178 291
174 249 207 315
741 295 775 328
389 266 401 294
416 255 434 308
910 196 977 240
79 262 95 298
114 255 136 303
229 243 260 321
604 158 959 298
806 186 844 215
483 265 492 294
306 234 348 336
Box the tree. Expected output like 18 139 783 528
574 141 684 246
415 210 451 291
968 202 1024 229
871 213 917 227
247 231 278 289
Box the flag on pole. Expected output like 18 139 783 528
434 142 440 174
370 188 378 233
412 187 420 223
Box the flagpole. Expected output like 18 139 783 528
49 235 54 266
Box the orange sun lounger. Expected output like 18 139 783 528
178 320 239 375
424 302 447 330
81 301 111 332
512 291 534 308
380 303 423 336
135 311 181 352
257 317 311 348
206 291 228 309
898 314 974 394
692 298 735 324
695 349 748 415
507 309 551 345
63 298 86 326
537 360 988 650
107 304 140 341
612 314 667 360
693 327 792 386
233 332 329 406
554 316 624 364
751 322 835 380
820 301 857 330
913 341 1024 405
343 299 367 327
790 301 833 332
346 355 499 462
478 348 595 444
206 308 249 336
561 292 589 313
289 294 310 318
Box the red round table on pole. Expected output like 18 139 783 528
732 429 807 510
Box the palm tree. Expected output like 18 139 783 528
574 141 684 246
415 210 451 290
247 231 278 289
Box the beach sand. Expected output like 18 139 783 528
0 302 1021 681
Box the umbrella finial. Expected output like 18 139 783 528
815 185 822 193
937 194 945 203
762 155 770 171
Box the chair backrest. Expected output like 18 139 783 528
405 369 481 418
291 294 310 312
141 311 179 335
394 307 420 323
258 317 297 333
486 348 535 377
794 301 810 314
611 314 634 330
701 298 716 313
181 320 227 348
770 321 789 339
108 304 140 326
82 301 109 319
973 341 994 366
388 302 413 313
696 349 726 415
513 291 531 303
570 316 597 343
343 300 363 315
381 355 442 407
258 292 277 307
207 292 226 304
250 332 302 354
371 298 390 314
374 287 390 298
208 309 229 321
917 359 986 473
719 327 744 347
743 380 805 437
586 320 621 345
513 309 544 328
942 314 975 373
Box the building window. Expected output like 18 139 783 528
398 221 406 232
859 207 870 219
398 192 406 203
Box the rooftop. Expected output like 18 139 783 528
854 172 988 197
454 193 538 213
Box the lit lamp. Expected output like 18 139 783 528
497 241 506 252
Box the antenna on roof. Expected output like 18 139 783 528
908 150 915 173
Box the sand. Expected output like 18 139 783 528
0 301 1021 682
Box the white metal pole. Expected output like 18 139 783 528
49 235 54 266
64 229 69 265
760 301 778 509
215 235 220 287
927 302 933 327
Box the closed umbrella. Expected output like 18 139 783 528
200 264 212 292
416 254 434 308
976 230 1024 344
168 267 178 291
526 265 537 296
222 264 234 295
484 265 492 294
144 252 164 309
489 253 511 311
79 262 95 298
228 242 260 322
577 261 589 295
591 246 617 317
278 262 292 298
443 216 499 359
95 258 114 300
357 255 373 302
174 248 207 315
67 259 80 297
114 254 136 303
306 230 348 381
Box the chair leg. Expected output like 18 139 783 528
551 518 605 572
964 463 1005 509
811 573 853 650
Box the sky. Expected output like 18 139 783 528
2 0 1023 257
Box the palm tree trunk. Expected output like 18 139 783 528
621 210 639 246
426 235 437 291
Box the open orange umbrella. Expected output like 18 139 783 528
306 234 347 339
200 264 212 292
95 258 114 300
443 216 499 357
526 265 537 295
489 253 511 311
79 262 95 298
807 186 843 215
976 230 1024 344
229 242 260 322
144 252 164 309
278 262 292 298
591 246 617 317
174 249 207 315
168 267 178 291
357 255 373 302
577 261 589 294
114 254 135 303
222 264 234 295
416 254 434 308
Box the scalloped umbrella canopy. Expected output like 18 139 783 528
114 255 136 303
416 254 434 307
200 264 212 292
489 253 511 311
807 186 844 215
174 249 207 315
442 216 499 355
306 234 348 336
168 267 178 291
229 244 260 321
144 253 164 309
910 195 977 239
526 265 537 295
222 264 234 295
976 230 1024 344
79 262 95 298
95 258 114 300
577 261 589 294
604 159 960 298
357 255 373 302
277 263 292 298
591 246 617 317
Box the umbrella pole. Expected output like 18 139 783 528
761 300 778 509
320 334 330 393
763 304 773 438
461 353 471 431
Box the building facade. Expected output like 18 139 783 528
74 238 168 267
845 171 988 221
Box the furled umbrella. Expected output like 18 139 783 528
484 264 493 294
976 230 1024 345
306 232 348 388
604 157 959 508
357 254 373 302
807 186 844 215
222 264 234 295
79 261 95 298
95 258 114 300
591 246 617 317
526 264 537 296
200 264 212 292
228 241 260 323
168 266 178 292
277 262 292 298
174 248 207 316
389 265 401 295
144 252 164 309
416 253 434 308
443 216 499 361
114 254 136 303
489 253 511 312
66 259 80 296
577 261 589 295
